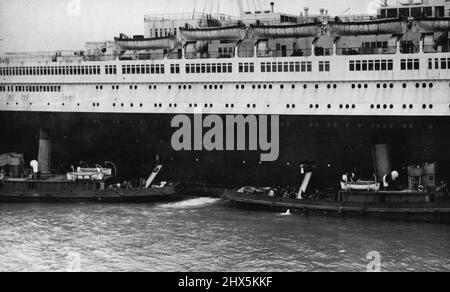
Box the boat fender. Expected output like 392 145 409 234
0 173 4 180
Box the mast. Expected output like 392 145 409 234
236 0 245 17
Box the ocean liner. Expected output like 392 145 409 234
0 0 449 189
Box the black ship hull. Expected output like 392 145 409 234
1 111 449 189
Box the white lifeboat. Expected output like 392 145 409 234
329 18 404 36
180 24 248 41
115 34 178 51
251 22 322 39
415 17 450 32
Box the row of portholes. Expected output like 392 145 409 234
97 85 160 90
4 102 443 110
204 84 224 90
93 82 441 92
169 84 193 90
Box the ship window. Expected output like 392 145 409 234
362 60 367 71
368 60 374 71
211 64 216 73
381 60 387 71
441 59 447 70
387 8 398 18
261 63 266 72
388 60 393 70
355 61 361 71
435 6 444 18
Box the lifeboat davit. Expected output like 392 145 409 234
180 24 248 41
415 17 450 32
329 18 404 36
114 34 178 50
250 22 322 39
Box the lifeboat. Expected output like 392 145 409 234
415 17 450 32
180 24 248 41
329 18 404 36
340 181 381 192
250 22 322 39
114 34 178 50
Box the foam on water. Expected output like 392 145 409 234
159 197 222 209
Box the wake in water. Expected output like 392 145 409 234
159 197 222 209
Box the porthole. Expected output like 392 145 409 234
422 83 426 88
121 103 124 107
263 85 267 89
389 105 394 109
327 104 332 109
258 85 262 89
403 104 407 109
376 84 381 89
140 103 143 107
280 84 284 89
315 84 319 89
416 83 420 88
315 104 319 109
364 84 368 89
225 104 229 108
269 85 272 89
340 104 344 109
149 85 152 90
169 85 172 90
409 104 413 109
252 85 256 89
113 103 116 107
383 104 387 109
345 104 350 109
390 84 394 88
327 84 331 89
287 104 290 109
188 85 192 90
370 104 374 109
309 104 313 109
209 85 213 90
403 83 407 88
253 104 256 108
383 84 387 89
215 85 218 90
422 104 427 109
303 84 306 89
183 85 187 90
333 84 337 89
130 103 134 107
357 84 361 89
352 104 356 109
236 85 239 89
429 83 433 88
376 105 381 109
292 104 295 109
241 85 245 89
352 84 356 89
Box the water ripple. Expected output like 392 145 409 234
0 200 449 272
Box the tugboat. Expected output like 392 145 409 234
222 145 450 224
0 153 184 203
